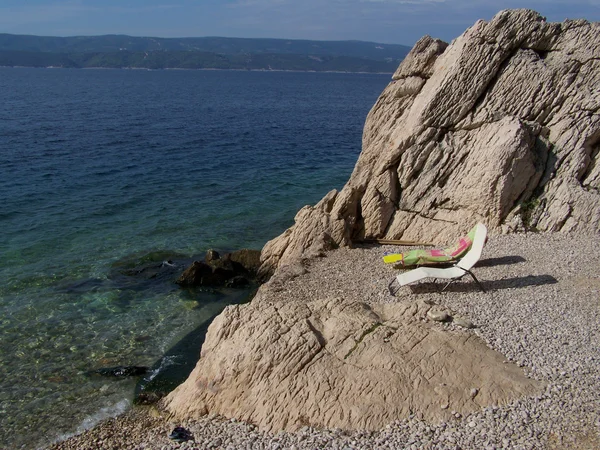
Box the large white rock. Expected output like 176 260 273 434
164 296 541 432
164 9 595 434
260 9 600 277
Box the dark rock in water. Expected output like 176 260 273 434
90 365 150 378
58 277 107 294
111 250 188 271
226 275 250 288
229 249 261 275
204 249 220 263
112 251 186 281
207 257 237 284
177 248 261 287
106 250 195 294
176 261 213 286
117 260 180 281
59 251 194 309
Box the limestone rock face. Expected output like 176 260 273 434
260 9 600 276
163 296 541 431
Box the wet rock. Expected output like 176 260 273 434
229 249 262 275
177 249 260 287
226 276 250 288
205 249 220 263
176 261 213 286
207 257 237 285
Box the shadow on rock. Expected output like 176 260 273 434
133 315 216 405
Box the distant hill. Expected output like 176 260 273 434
0 33 410 72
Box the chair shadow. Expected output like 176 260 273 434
475 255 526 267
410 274 558 294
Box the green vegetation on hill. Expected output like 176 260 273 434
0 33 410 72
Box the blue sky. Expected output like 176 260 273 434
0 0 598 45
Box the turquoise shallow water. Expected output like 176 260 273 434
0 67 390 449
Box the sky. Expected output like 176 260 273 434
0 0 598 46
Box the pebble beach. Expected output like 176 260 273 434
48 232 600 450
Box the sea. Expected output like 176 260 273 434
0 67 390 449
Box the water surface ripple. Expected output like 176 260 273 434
0 67 389 449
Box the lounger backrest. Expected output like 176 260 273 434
456 223 487 271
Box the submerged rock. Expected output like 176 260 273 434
90 366 149 378
108 250 189 289
259 9 600 277
60 250 189 296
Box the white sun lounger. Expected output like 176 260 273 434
388 223 488 295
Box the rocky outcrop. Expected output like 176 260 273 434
260 9 600 277
177 249 261 288
163 9 596 434
164 296 542 431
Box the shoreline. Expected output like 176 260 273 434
48 232 600 449
0 65 394 75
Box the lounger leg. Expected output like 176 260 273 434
463 269 486 292
441 279 455 292
388 278 401 297
440 270 485 293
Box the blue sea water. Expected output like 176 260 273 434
0 67 390 449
